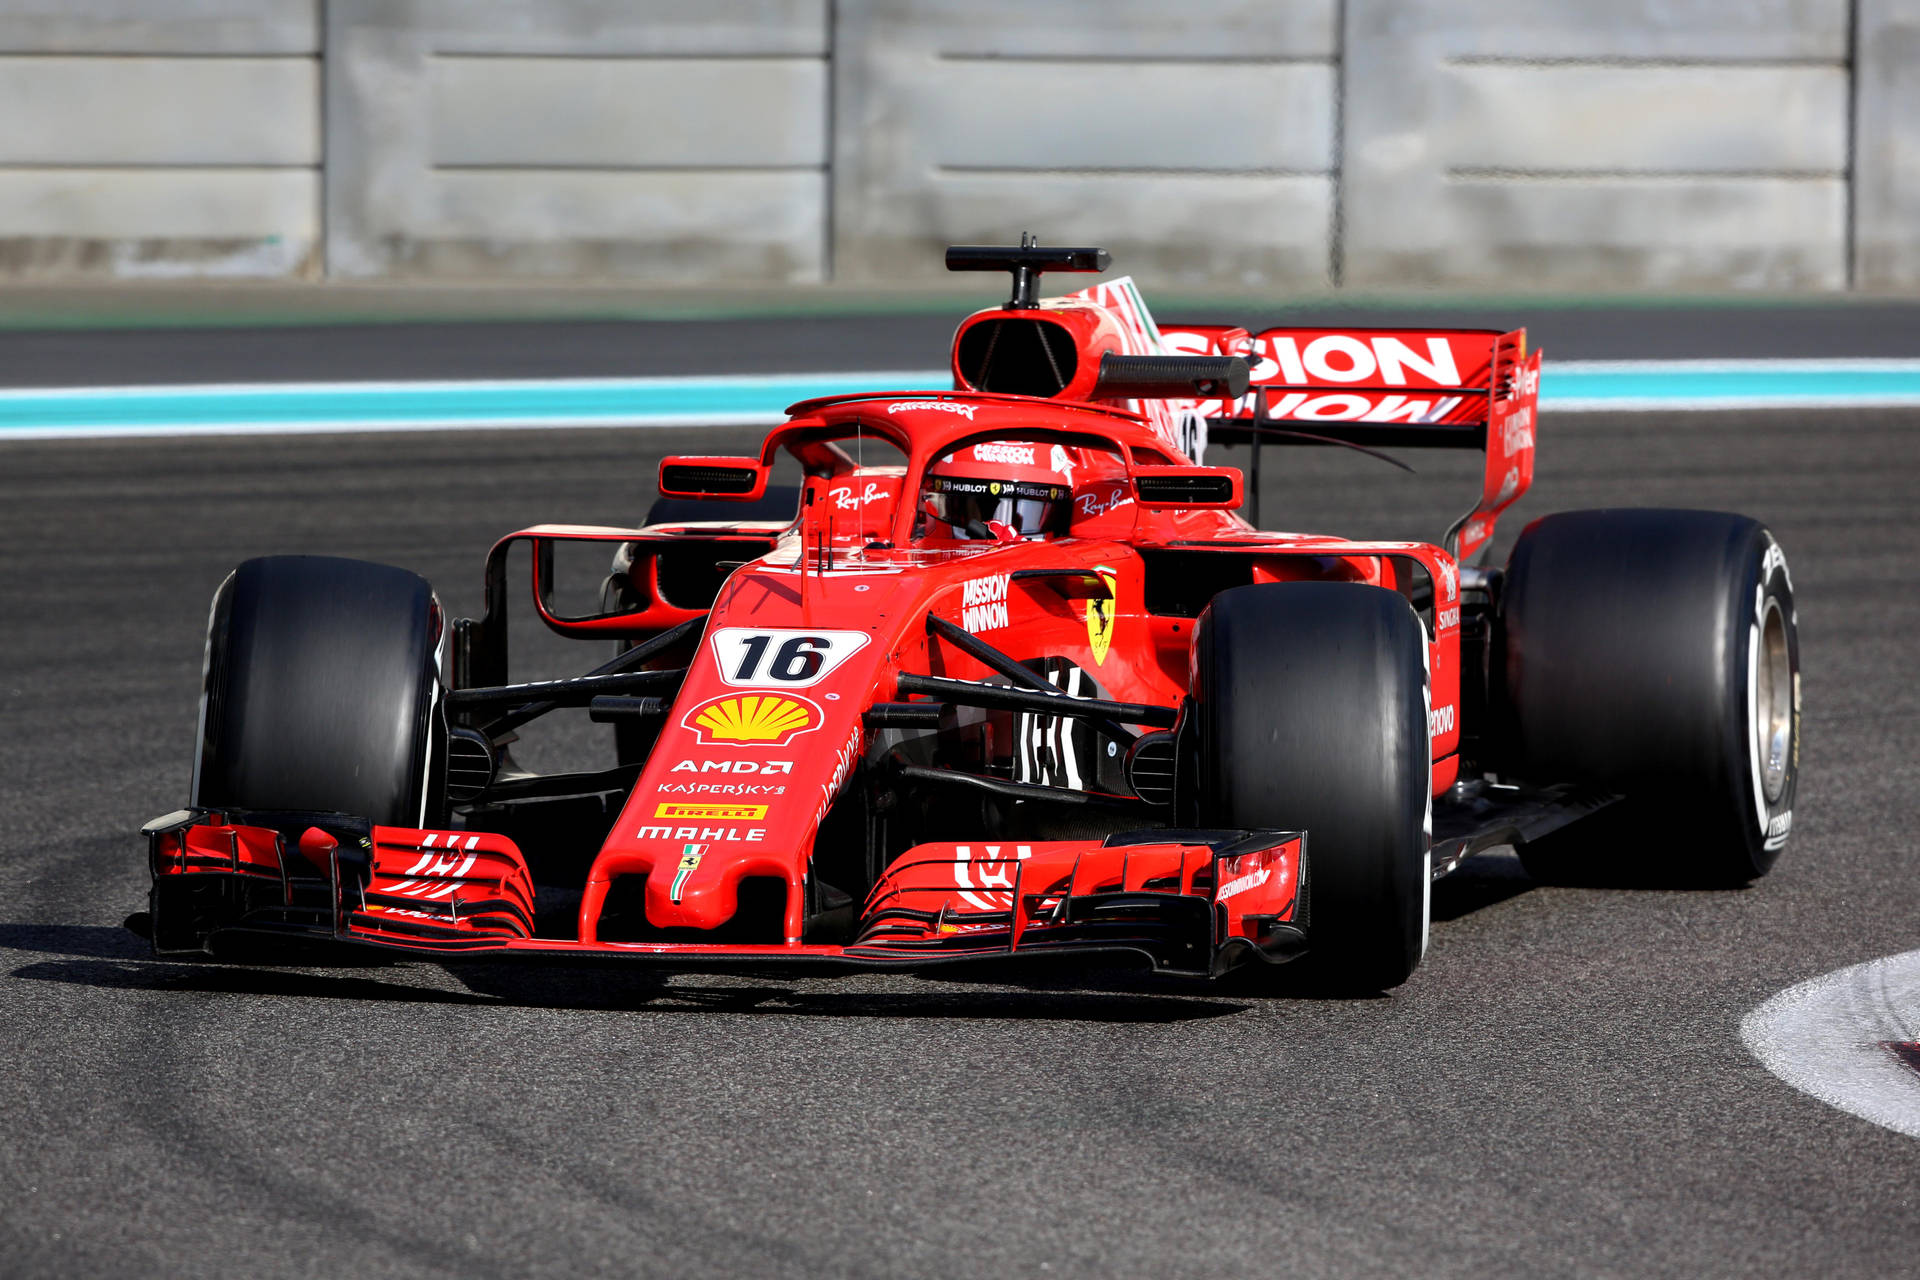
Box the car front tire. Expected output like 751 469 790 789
1191 582 1432 991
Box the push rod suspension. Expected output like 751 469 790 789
923 613 1140 743
893 672 1178 729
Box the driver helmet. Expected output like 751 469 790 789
921 440 1077 540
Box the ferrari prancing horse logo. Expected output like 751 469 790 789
1084 566 1118 665
670 844 707 903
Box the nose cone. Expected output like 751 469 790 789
645 845 738 930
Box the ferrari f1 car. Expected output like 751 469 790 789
136 243 1800 991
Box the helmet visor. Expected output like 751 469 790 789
922 474 1070 538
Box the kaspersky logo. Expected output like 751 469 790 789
670 844 706 903
681 693 821 747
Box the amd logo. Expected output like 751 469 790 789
670 759 794 775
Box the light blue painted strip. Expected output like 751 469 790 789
1545 359 1920 411
0 371 953 440
2 360 1917 440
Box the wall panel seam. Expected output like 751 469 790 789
0 51 320 61
0 163 319 172
1329 0 1345 285
1444 55 1849 69
823 0 836 279
1843 0 1860 286
1446 168 1848 181
933 166 1333 178
936 53 1336 67
317 0 330 278
426 52 828 63
429 164 828 174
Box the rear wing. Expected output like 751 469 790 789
1160 325 1541 563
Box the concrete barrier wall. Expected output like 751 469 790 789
829 0 1339 287
1 0 1914 289
1342 0 1853 290
1857 0 1920 288
323 0 829 281
0 1 320 278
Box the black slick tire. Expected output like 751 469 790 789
1191 582 1432 992
1496 509 1799 886
193 555 442 827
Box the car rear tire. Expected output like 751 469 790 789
1191 582 1432 992
1496 509 1799 886
193 555 442 826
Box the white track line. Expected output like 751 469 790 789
4 361 1918 441
0 413 787 441
1740 948 1920 1139
0 370 951 401
1550 358 1920 373
1547 395 1920 412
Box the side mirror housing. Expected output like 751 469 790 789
657 456 770 502
1132 465 1243 509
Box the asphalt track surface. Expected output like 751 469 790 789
4 318 1920 1278
7 298 1920 387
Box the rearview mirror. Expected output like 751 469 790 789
1132 466 1243 509
658 456 770 502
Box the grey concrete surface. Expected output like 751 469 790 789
1340 0 1852 290
323 0 830 282
830 0 1339 287
428 57 825 170
0 56 318 166
4 0 1917 288
1441 64 1847 174
0 0 321 280
1855 0 1920 288
2 398 1918 1278
0 0 317 53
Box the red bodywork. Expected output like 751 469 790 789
144 271 1540 978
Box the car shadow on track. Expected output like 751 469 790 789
1431 851 1536 922
0 922 152 961
0 921 526 1008
1 924 498 1005
0 923 1246 1022
906 852 1543 1002
10 957 508 1006
0 855 1540 1019
448 964 1249 1022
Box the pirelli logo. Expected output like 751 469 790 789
653 802 770 821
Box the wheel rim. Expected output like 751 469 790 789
1754 596 1792 805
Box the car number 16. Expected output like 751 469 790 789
709 628 872 689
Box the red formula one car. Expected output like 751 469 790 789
135 244 1800 991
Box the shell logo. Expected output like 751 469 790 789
681 693 821 747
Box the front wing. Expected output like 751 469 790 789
139 810 1306 979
